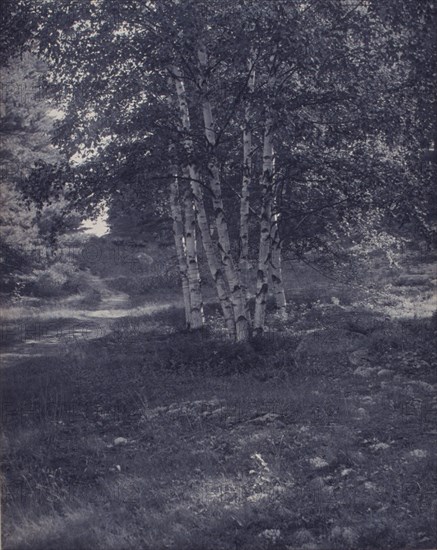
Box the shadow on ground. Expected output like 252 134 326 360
1 277 436 550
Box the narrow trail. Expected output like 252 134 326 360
1 275 179 368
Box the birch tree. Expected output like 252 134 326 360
253 49 278 333
169 173 192 327
270 195 287 319
197 43 251 342
171 65 236 337
181 170 204 329
239 47 257 300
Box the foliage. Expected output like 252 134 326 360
0 0 35 66
2 1 435 316
20 0 434 260
0 53 89 294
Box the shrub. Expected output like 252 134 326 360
21 261 75 298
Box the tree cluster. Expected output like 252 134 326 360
3 0 435 339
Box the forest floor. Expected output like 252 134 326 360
1 252 436 550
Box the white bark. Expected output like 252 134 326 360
171 65 236 337
182 169 204 329
239 48 256 301
254 52 277 333
169 175 192 328
197 44 250 342
270 206 287 320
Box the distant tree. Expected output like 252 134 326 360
0 53 82 293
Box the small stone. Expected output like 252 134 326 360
342 527 358 545
371 442 390 450
377 369 392 377
353 366 374 377
294 528 315 544
309 476 326 490
349 348 371 366
114 437 128 446
260 529 281 543
248 412 280 425
351 450 366 463
409 381 434 393
309 457 329 469
410 449 428 458
209 407 226 417
331 526 358 545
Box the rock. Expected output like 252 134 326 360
247 412 281 425
349 348 371 367
209 407 226 418
394 274 430 287
331 526 342 539
296 329 368 366
377 368 393 377
370 442 390 450
259 529 281 543
342 527 359 545
409 449 428 458
114 437 128 446
355 407 369 419
350 450 366 464
331 526 359 546
408 380 434 393
294 528 315 545
309 457 329 469
345 313 386 334
309 476 326 490
353 365 377 377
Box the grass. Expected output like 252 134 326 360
1 255 436 550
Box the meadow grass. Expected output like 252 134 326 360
1 256 436 549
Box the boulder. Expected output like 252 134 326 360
295 329 368 366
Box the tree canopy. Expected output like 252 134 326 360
2 0 436 334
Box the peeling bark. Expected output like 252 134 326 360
182 168 204 329
254 52 277 333
169 175 192 328
197 44 250 342
171 65 236 337
239 48 256 302
270 206 287 320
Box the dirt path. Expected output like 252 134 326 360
1 276 178 368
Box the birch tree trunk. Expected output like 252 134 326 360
171 65 236 337
270 207 287 320
182 169 204 329
253 52 277 333
169 175 192 328
239 48 256 302
197 44 250 342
